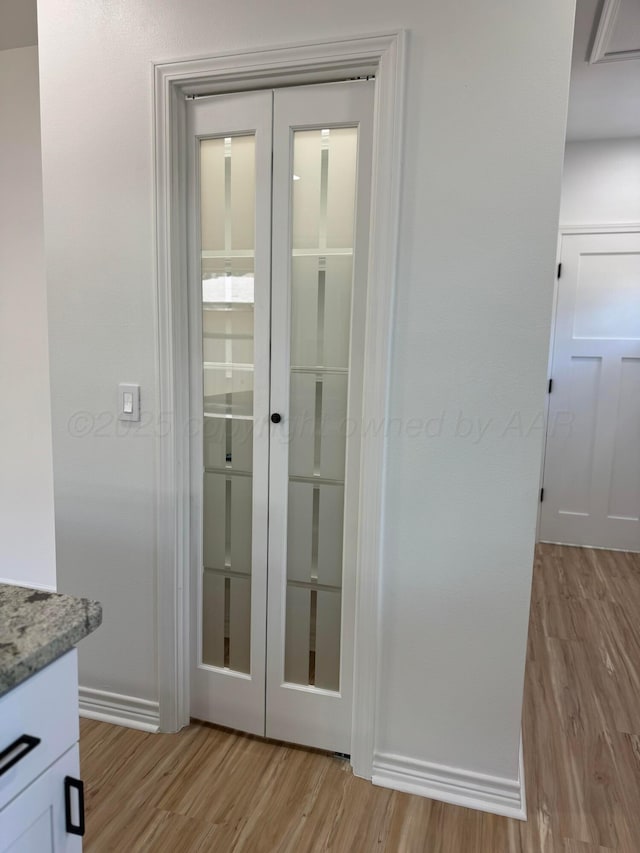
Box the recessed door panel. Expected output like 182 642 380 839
608 358 640 521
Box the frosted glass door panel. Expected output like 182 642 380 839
289 373 348 480
201 135 255 252
290 256 353 369
200 133 256 675
283 583 342 692
203 473 252 574
284 127 358 692
292 128 357 250
287 482 345 588
203 303 254 364
202 571 251 673
315 590 341 691
204 417 253 471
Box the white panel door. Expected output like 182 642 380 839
540 232 640 551
188 91 272 734
267 81 373 752
188 81 373 753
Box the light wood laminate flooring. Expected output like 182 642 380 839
79 544 640 851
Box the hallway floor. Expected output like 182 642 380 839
79 544 640 851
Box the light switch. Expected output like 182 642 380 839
118 383 140 422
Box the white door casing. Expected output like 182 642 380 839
540 230 640 551
153 33 406 779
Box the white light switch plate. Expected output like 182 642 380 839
118 383 140 421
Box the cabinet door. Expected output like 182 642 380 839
0 650 78 812
0 745 82 853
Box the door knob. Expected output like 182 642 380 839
271 413 282 424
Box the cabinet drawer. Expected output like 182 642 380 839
0 743 82 852
0 650 78 811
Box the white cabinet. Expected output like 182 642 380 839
0 651 84 852
1 746 81 852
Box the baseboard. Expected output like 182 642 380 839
538 539 640 554
372 736 526 820
0 577 56 592
79 686 160 733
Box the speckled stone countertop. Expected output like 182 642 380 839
0 584 102 698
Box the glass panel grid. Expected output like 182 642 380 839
200 134 256 674
284 127 358 692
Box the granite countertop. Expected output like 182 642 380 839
0 584 102 698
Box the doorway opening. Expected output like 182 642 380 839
538 0 640 553
188 81 373 753
153 32 405 778
540 227 640 551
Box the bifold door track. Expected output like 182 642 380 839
185 75 375 100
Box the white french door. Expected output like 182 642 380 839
188 90 272 738
188 81 374 753
540 231 640 551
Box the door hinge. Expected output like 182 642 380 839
540 487 544 503
548 378 553 393
557 263 562 278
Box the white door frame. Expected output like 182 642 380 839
153 31 406 778
537 221 640 542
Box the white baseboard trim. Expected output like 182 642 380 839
0 577 56 593
372 737 526 821
79 687 160 733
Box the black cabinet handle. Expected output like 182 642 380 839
64 776 85 836
0 734 41 777
271 413 282 424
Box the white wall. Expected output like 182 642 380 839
561 138 640 225
0 46 56 591
36 0 575 794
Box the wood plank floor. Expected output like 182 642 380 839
79 544 640 852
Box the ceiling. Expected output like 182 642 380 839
0 0 638 141
566 0 640 141
0 0 37 51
